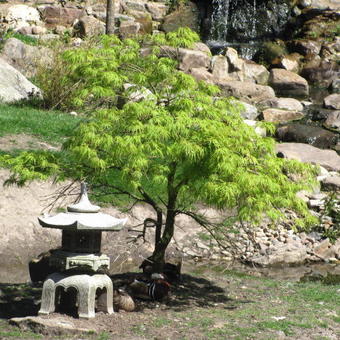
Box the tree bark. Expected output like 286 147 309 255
106 0 115 35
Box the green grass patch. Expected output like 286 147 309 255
0 103 82 145
3 32 39 46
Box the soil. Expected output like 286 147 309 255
1 263 339 340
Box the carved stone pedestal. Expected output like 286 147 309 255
39 272 114 319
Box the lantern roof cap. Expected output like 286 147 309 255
38 182 128 231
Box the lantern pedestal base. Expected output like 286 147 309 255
39 272 114 319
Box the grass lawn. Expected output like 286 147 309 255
0 103 82 146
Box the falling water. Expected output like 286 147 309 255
204 0 291 59
209 0 231 43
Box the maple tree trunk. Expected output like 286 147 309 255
106 0 115 35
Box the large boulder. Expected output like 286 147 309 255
259 97 304 111
288 39 322 56
251 241 308 266
4 5 42 30
269 68 309 97
324 110 340 131
0 57 41 103
276 124 338 149
210 55 229 82
178 49 211 73
263 109 305 123
324 93 340 110
145 2 168 21
161 2 200 33
276 143 340 171
0 38 52 78
189 67 215 84
73 15 105 38
217 81 276 104
39 5 84 28
243 61 270 85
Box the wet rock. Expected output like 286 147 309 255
288 39 322 56
276 142 340 171
217 81 275 104
263 109 304 123
269 68 309 98
275 124 338 149
301 60 339 87
259 97 303 111
324 94 340 110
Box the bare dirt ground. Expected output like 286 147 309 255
1 263 339 340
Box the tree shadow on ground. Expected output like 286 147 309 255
110 272 254 312
0 283 42 319
0 272 254 319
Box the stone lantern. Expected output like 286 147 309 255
37 183 127 318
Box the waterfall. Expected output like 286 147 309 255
204 0 291 59
209 0 231 43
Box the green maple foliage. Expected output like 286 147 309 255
1 30 317 269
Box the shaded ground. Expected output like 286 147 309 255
0 263 339 340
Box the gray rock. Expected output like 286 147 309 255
324 110 340 131
251 242 307 266
269 68 309 98
259 97 303 111
275 124 338 149
238 101 259 120
276 142 340 171
190 67 214 84
324 94 340 110
1 38 52 78
119 20 141 38
321 173 340 191
211 55 229 82
145 2 168 21
329 79 340 94
288 39 322 56
0 57 42 103
217 81 275 104
243 61 270 85
10 316 95 335
5 4 42 31
263 109 304 123
178 49 211 73
73 15 105 38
